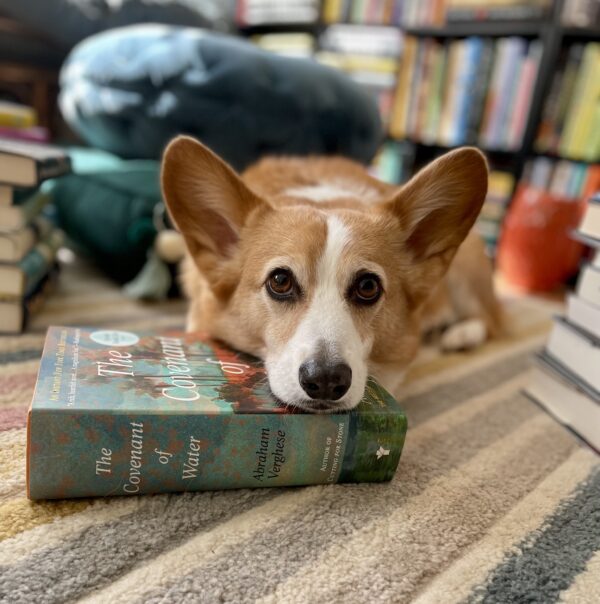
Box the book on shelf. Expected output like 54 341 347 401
536 42 600 162
27 326 408 499
368 140 415 184
0 101 37 129
446 0 551 22
318 25 402 125
520 157 594 201
475 170 515 257
559 42 600 162
561 0 600 28
252 32 315 57
389 35 539 150
0 216 53 263
237 0 320 26
0 125 50 144
0 266 58 335
0 229 63 298
0 138 71 187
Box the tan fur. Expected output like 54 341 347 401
162 136 502 404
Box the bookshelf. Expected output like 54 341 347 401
238 0 599 181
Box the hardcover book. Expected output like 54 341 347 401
0 139 71 187
27 327 408 500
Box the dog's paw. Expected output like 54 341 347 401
440 318 487 352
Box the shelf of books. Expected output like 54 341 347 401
240 0 599 259
0 102 71 333
525 193 600 453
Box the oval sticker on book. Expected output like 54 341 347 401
89 330 139 347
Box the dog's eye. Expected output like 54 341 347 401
266 268 297 301
350 273 382 305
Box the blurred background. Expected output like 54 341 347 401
0 0 598 333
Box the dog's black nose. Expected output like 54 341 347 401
299 360 352 401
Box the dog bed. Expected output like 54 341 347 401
59 25 382 169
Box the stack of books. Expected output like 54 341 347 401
389 36 542 150
525 192 600 452
236 0 320 26
0 100 50 143
474 170 515 257
317 25 403 125
0 138 71 334
535 42 600 162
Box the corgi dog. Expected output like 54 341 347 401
161 136 502 412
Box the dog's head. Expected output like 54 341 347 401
162 137 487 412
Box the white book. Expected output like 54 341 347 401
526 358 600 452
546 318 600 393
567 294 600 340
576 264 600 307
579 198 600 241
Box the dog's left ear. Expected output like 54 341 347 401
380 147 487 300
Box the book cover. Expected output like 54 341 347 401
27 327 408 499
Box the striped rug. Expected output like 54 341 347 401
1 259 599 604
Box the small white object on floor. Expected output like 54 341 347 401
441 318 487 352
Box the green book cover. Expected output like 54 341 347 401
27 327 408 500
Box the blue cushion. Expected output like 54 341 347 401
59 25 382 169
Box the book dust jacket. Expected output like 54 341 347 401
27 327 407 499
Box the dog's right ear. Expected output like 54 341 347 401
161 136 266 274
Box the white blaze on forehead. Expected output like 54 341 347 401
265 214 371 410
285 182 379 203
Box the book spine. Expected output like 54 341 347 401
28 397 407 499
577 265 600 307
18 230 62 296
36 156 72 183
